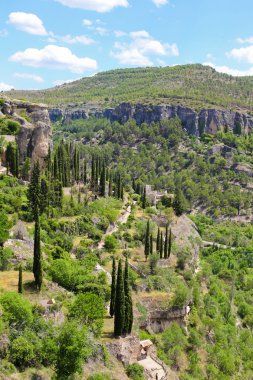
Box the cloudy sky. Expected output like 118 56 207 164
1 0 253 90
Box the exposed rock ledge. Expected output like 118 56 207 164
49 102 253 136
1 98 52 166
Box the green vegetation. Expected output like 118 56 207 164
2 97 253 379
6 64 253 111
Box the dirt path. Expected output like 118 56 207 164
98 203 132 250
202 240 235 250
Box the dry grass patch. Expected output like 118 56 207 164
0 270 33 292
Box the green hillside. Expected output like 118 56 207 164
5 64 253 111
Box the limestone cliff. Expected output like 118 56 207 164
1 98 52 166
49 102 253 136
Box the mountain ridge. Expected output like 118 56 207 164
5 64 253 112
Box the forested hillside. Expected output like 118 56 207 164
1 100 253 380
5 64 253 111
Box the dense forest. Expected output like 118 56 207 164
1 103 253 380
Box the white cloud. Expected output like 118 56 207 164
54 0 129 12
8 12 47 36
152 0 168 7
48 33 95 45
227 45 253 64
13 72 44 83
95 27 108 35
0 82 14 91
237 37 253 44
9 45 97 74
53 79 76 86
111 30 178 66
114 30 127 37
83 19 93 26
203 62 253 76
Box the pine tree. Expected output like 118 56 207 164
33 209 43 291
27 161 41 220
144 220 150 260
164 224 168 259
21 157 31 181
142 187 146 209
156 227 160 253
168 228 172 258
114 259 125 336
18 264 23 294
123 259 133 335
110 257 117 317
160 231 164 259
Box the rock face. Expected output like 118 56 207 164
49 102 253 136
1 98 52 166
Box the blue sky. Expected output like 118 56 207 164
1 0 253 90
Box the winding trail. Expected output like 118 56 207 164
98 203 132 250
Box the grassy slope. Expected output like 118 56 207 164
5 64 253 111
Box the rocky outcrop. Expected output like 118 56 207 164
49 102 253 136
1 98 52 166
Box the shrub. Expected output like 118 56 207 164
0 292 33 327
126 363 145 380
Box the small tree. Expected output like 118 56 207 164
18 265 23 294
33 210 42 291
114 259 125 336
168 228 172 257
110 257 116 317
156 227 160 253
144 220 150 260
123 259 133 335
173 188 187 216
160 231 163 259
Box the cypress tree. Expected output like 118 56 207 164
114 259 125 336
144 220 150 260
160 231 164 259
91 155 95 190
142 187 146 209
15 145 19 178
95 158 99 191
156 227 160 253
150 234 153 254
108 172 113 197
123 259 133 335
33 208 43 291
40 177 49 214
100 162 106 196
164 224 168 259
27 161 41 220
18 264 23 294
110 257 117 317
83 160 87 184
168 228 172 258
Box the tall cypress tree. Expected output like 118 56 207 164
100 162 106 196
110 257 116 317
144 220 150 260
83 160 87 184
142 187 146 209
168 228 172 258
156 227 160 253
164 224 168 259
18 264 23 294
160 231 164 259
123 259 133 335
27 161 41 220
108 172 113 197
114 259 125 336
150 234 153 255
33 208 43 291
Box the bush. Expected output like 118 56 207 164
0 292 33 327
126 363 145 380
104 234 119 252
